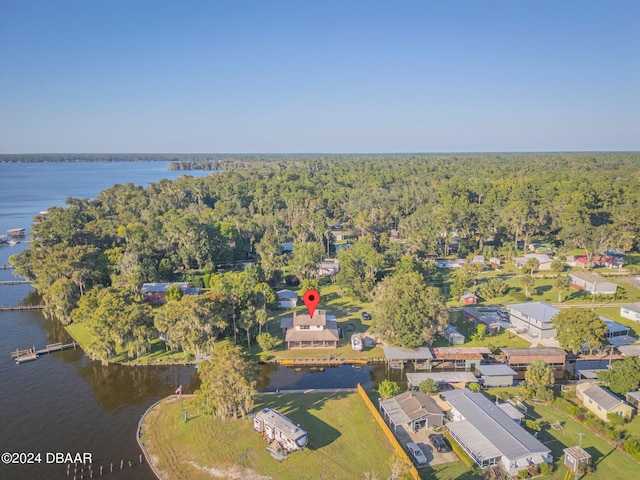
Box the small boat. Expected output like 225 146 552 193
0 234 8 244
351 333 363 351
7 228 26 236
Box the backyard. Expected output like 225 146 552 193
142 392 401 480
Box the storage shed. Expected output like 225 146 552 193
475 364 517 387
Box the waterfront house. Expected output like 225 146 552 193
277 289 298 309
620 302 640 322
431 347 490 371
576 383 633 422
568 271 617 295
406 372 477 390
253 408 308 452
506 302 560 340
280 309 339 349
379 391 444 432
500 347 566 380
442 389 552 475
317 258 340 277
141 282 199 305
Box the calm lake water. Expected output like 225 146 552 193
0 162 396 480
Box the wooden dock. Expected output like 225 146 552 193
0 280 31 286
0 304 44 312
274 357 383 367
11 342 78 364
0 264 16 270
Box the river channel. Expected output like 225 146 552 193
0 162 401 480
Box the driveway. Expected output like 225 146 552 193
394 424 458 467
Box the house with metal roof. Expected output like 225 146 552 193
280 310 339 349
576 383 633 422
253 408 308 452
506 302 560 340
602 318 636 347
569 271 617 295
442 389 552 475
431 347 491 370
379 391 444 432
443 325 465 345
513 253 553 271
475 364 517 387
620 302 640 322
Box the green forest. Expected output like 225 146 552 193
11 152 640 363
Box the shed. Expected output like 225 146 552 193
563 446 591 473
444 325 465 345
626 391 640 413
475 364 516 387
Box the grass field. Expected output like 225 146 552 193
432 314 530 350
141 392 400 480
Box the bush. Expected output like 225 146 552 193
538 462 553 476
468 382 481 392
509 291 528 302
378 380 401 399
567 405 582 417
525 419 540 433
608 412 626 426
419 379 439 395
517 469 530 478
624 440 640 461
256 332 282 351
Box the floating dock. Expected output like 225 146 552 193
11 342 78 364
0 304 44 312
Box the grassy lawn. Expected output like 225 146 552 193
432 313 530 350
140 392 399 480
483 389 640 479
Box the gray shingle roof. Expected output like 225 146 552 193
380 391 444 426
580 384 624 411
382 347 433 360
442 389 550 461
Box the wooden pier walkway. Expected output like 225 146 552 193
0 304 44 311
10 342 78 364
0 280 31 286
0 264 16 270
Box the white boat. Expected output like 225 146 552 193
0 234 8 244
7 228 26 236
351 333 363 351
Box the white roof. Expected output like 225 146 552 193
622 302 640 314
508 302 560 325
383 347 433 360
443 389 550 461
476 364 517 376
277 289 298 299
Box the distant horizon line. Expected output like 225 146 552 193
1 150 639 156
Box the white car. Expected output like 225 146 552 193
407 442 427 465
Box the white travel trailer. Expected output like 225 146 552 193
253 408 308 452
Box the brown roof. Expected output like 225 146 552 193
293 310 327 327
393 391 444 420
432 347 491 360
285 327 339 343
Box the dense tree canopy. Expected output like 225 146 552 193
552 308 607 354
10 153 640 360
373 272 448 348
597 357 640 395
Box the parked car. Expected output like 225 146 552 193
406 442 427 465
429 434 449 453
362 311 371 321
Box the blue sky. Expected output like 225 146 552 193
1 0 638 153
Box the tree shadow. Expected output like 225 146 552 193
255 393 345 450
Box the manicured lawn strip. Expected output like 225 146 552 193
420 461 480 480
141 392 396 480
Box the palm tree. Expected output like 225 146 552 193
554 274 570 303
520 274 536 297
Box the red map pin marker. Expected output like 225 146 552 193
303 289 321 319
